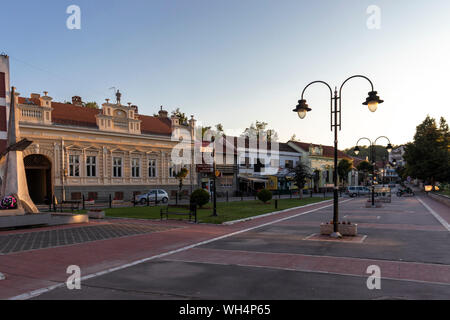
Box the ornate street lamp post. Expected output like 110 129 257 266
211 136 217 216
354 136 393 207
293 75 383 238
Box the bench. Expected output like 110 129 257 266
160 202 197 223
374 187 392 203
59 200 81 212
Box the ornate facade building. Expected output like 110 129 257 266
14 90 197 204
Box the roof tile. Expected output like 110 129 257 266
18 97 172 135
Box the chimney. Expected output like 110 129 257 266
158 106 168 118
72 96 83 106
30 93 40 99
188 115 196 128
131 105 138 114
170 114 180 127
39 91 53 108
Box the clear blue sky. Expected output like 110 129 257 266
1 0 449 149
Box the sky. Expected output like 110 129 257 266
1 0 449 149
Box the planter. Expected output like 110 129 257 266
87 210 105 219
365 201 382 208
320 223 358 236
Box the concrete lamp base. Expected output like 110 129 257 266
365 202 383 208
330 232 343 239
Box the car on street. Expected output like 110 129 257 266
345 186 371 197
136 189 169 204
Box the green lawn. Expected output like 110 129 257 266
103 197 331 224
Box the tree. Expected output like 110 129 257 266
289 162 312 199
84 102 99 109
242 120 278 142
171 108 188 125
175 167 189 192
403 116 449 185
201 124 224 140
190 188 210 208
337 159 352 187
201 126 212 138
357 161 373 185
395 165 407 180
313 169 320 193
257 189 272 204
215 123 224 135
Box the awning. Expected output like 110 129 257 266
238 175 268 183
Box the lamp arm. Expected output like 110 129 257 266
339 75 374 98
300 81 333 131
338 75 375 123
374 135 391 146
355 137 373 163
301 80 333 100
355 137 373 148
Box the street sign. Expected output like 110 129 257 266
196 164 213 173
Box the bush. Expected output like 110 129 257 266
190 188 210 208
257 189 272 204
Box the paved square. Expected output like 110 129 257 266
1 196 449 300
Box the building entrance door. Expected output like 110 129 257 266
24 154 52 204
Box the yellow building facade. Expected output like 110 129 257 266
14 91 197 204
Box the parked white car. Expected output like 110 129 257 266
345 186 371 197
136 189 169 204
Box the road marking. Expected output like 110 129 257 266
417 197 450 232
9 198 352 300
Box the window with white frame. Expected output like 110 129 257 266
86 156 96 177
148 159 157 177
69 155 80 177
131 158 140 177
113 157 122 177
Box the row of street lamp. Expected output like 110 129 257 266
208 74 391 233
293 75 389 238
354 136 393 207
